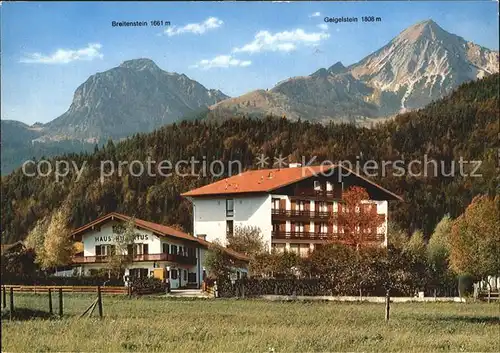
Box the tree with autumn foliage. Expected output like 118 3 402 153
333 186 386 249
449 195 500 289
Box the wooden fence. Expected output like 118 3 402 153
478 289 500 302
1 285 127 294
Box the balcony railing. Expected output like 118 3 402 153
272 231 385 242
272 231 332 240
72 253 197 266
272 209 332 219
293 189 341 198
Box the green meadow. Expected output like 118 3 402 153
1 293 498 352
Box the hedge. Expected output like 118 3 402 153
214 278 458 298
130 277 166 295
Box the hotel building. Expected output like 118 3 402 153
182 164 403 256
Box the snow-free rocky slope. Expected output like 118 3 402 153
210 19 499 121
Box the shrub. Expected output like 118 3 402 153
130 277 166 294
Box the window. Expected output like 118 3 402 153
171 269 178 280
171 245 178 255
187 247 196 258
162 243 170 254
314 180 321 190
226 220 234 237
184 270 188 281
299 244 310 258
273 243 286 253
226 199 234 217
289 244 299 254
129 268 148 279
132 243 148 256
95 244 115 256
272 198 280 210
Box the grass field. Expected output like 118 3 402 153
1 293 499 352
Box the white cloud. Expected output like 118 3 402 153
309 12 321 18
20 43 103 64
191 55 252 69
164 17 223 36
232 29 329 54
317 23 328 30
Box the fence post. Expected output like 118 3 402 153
58 288 63 317
97 286 103 318
48 288 53 315
385 289 390 322
2 286 6 309
9 287 14 320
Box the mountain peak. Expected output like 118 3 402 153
328 61 347 74
119 58 161 71
398 19 448 43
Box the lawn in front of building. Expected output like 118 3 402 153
1 293 498 352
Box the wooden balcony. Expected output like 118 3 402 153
271 208 333 220
272 231 385 242
293 189 342 199
272 231 331 240
72 253 197 266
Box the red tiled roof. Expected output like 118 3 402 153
181 165 403 201
0 241 25 255
71 212 249 262
182 166 330 197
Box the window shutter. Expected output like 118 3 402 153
143 244 149 254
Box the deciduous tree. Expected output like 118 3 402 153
450 195 500 288
39 208 74 269
334 186 386 249
107 218 137 279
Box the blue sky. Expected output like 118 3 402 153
2 1 498 125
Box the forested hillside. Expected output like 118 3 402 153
1 75 498 244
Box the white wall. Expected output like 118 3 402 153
193 195 272 249
82 221 161 255
375 200 388 246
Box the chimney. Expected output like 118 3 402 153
197 234 207 241
289 163 302 168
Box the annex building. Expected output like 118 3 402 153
71 212 248 289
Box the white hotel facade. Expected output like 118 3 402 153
183 164 403 256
